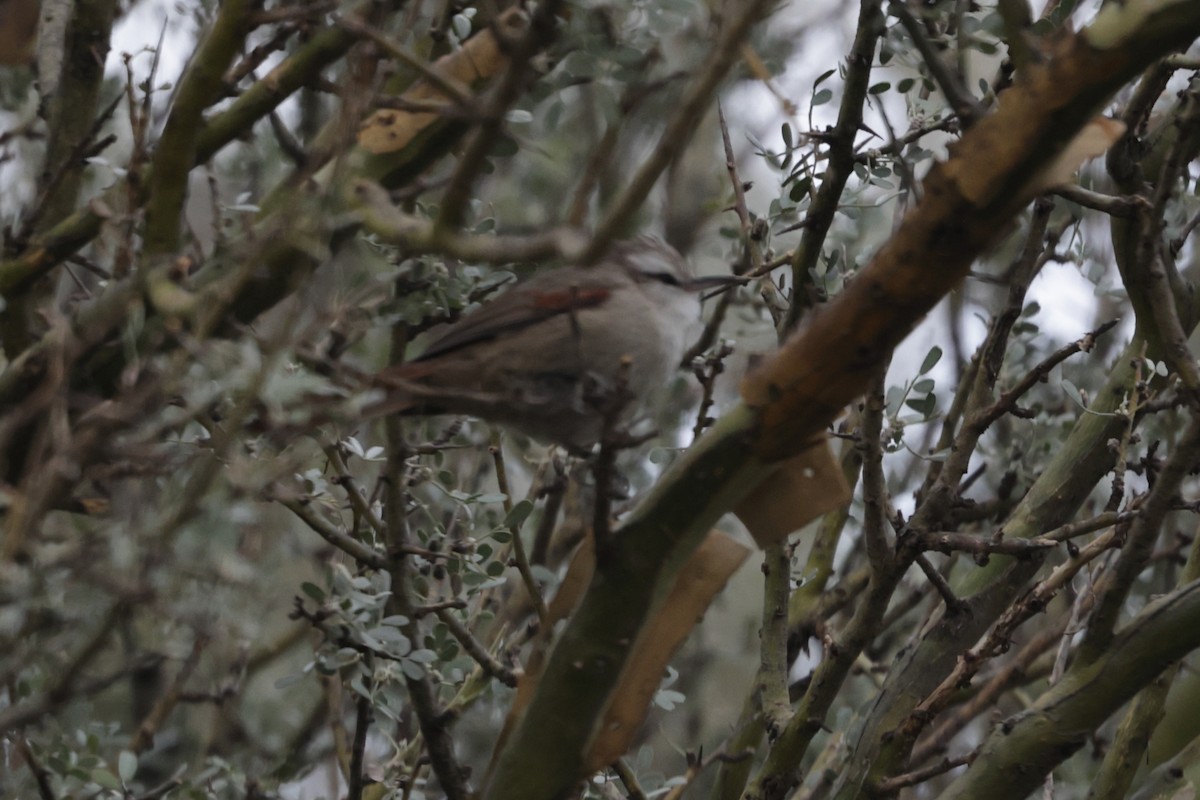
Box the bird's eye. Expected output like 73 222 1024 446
648 271 680 286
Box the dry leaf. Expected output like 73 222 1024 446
1024 116 1126 195
357 9 528 154
944 113 1125 204
0 0 37 65
733 438 850 548
545 534 595 624
489 531 750 783
584 530 749 770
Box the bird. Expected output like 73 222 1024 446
370 236 738 450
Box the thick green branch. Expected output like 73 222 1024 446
1078 417 1200 662
1087 530 1200 800
939 578 1200 800
484 408 775 800
832 339 1139 797
143 0 254 258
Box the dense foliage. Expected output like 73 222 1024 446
3 1 1200 799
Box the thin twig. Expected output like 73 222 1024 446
0 602 125 734
970 320 1119 433
784 0 886 329
18 738 57 800
860 366 894 572
436 607 518 687
323 442 387 538
491 435 550 628
130 634 208 754
435 6 558 232
382 402 471 798
901 525 1122 731
875 750 976 793
612 758 649 800
854 115 959 162
16 94 123 245
912 618 1065 764
281 496 389 570
913 553 966 614
564 68 678 226
1052 185 1146 217
893 2 982 126
759 542 795 737
347 665 373 800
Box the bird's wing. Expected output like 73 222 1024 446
413 268 614 361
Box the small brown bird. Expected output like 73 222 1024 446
372 237 737 449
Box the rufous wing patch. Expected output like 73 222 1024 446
530 288 611 312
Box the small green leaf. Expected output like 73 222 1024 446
451 12 472 40
812 88 833 106
504 499 534 530
531 564 557 585
1062 379 1084 407
118 750 138 783
885 385 905 416
408 648 438 663
788 181 807 202
366 626 411 652
654 689 686 710
919 346 943 375
301 582 325 602
1013 321 1039 335
92 768 122 790
545 100 562 130
491 136 518 158
905 394 936 417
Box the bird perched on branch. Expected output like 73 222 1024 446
371 236 738 449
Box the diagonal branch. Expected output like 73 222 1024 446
143 0 255 259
